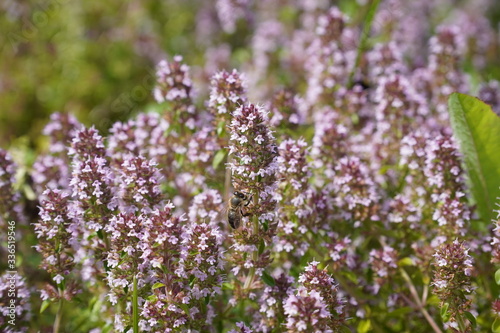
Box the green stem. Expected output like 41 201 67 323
133 275 139 333
347 0 382 87
53 291 63 333
243 191 260 290
400 268 443 333
224 155 233 203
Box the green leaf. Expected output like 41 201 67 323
217 120 226 136
261 271 276 287
342 270 358 284
152 282 165 290
448 93 500 222
464 311 476 328
258 239 265 255
495 269 500 285
357 319 371 333
179 303 190 316
340 325 352 333
146 294 158 302
493 317 500 333
398 257 414 267
387 307 413 318
212 149 226 170
222 282 234 290
40 300 51 313
440 303 450 322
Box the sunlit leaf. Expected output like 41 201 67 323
448 93 500 222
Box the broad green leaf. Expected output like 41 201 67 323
464 311 476 328
217 120 226 136
448 93 500 223
493 317 500 333
496 269 500 285
222 282 234 290
261 271 276 287
340 325 352 333
398 257 414 267
152 282 165 290
357 319 371 333
212 149 226 170
40 300 50 313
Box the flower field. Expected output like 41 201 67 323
2 0 500 332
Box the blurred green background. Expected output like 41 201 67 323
1 0 500 149
0 0 212 147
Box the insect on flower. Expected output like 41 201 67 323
227 190 252 229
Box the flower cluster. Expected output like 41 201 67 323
228 103 278 279
269 89 306 129
479 80 500 116
228 104 278 204
304 6 356 107
0 150 24 235
107 113 169 168
256 273 295 331
188 188 224 227
154 55 195 116
368 246 398 294
284 261 345 332
114 155 164 213
34 189 75 284
139 211 226 331
274 138 312 256
208 69 247 117
69 127 116 232
0 273 32 332
32 113 82 197
431 240 474 331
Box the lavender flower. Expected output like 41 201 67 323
107 113 169 167
257 273 295 332
139 208 226 331
304 7 357 107
368 246 398 294
284 261 345 332
188 188 224 227
69 126 117 232
0 273 31 332
228 103 278 223
274 138 313 256
431 240 474 330
42 112 82 156
114 155 164 214
31 155 71 198
268 89 307 129
478 80 500 116
228 322 254 333
0 150 24 230
208 69 247 117
32 113 81 197
327 156 380 225
215 0 252 34
34 189 75 283
415 25 469 122
154 55 197 129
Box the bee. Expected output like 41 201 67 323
227 191 252 229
